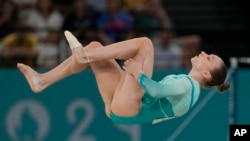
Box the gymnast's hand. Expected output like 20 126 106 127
123 53 146 81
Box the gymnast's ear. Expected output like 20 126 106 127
202 71 211 80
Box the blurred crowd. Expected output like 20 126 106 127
0 0 201 70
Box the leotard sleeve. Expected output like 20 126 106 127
138 74 191 98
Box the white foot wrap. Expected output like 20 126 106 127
83 48 90 63
64 30 82 49
64 30 91 63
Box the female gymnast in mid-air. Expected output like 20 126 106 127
17 31 230 124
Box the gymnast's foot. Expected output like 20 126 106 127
17 63 46 93
64 30 91 64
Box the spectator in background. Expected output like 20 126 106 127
86 0 106 12
23 0 63 69
11 0 37 8
180 34 201 69
24 0 63 42
133 0 173 39
96 0 133 45
62 0 99 45
0 0 17 40
37 29 61 69
52 0 71 16
0 21 38 67
122 0 146 14
11 0 38 24
153 29 182 70
153 29 201 70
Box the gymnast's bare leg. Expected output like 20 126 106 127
63 31 152 116
65 31 154 116
85 42 123 116
18 30 154 117
18 40 122 118
17 55 88 93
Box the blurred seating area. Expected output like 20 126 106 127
0 0 249 69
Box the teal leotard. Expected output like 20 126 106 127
110 73 200 124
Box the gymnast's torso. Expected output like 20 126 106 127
110 74 200 124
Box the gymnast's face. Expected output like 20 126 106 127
191 51 223 79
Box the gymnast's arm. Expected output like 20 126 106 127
123 57 189 98
138 74 188 98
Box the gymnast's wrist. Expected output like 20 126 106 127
137 73 145 82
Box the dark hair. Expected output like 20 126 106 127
206 62 230 92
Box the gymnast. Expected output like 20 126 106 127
17 31 230 124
